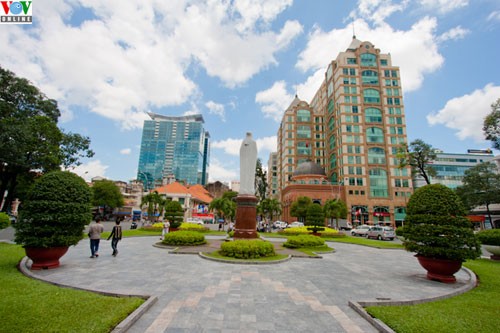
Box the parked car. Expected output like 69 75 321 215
351 225 372 236
186 218 204 225
366 226 395 240
287 221 305 228
273 221 288 229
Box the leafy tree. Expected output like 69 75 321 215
306 203 325 233
456 162 500 228
140 191 163 222
91 180 124 218
222 190 238 201
397 139 437 185
209 196 236 224
0 66 93 212
255 158 268 200
164 200 184 228
323 199 348 229
483 98 500 150
290 196 312 222
258 198 282 224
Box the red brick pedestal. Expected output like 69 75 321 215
234 195 258 239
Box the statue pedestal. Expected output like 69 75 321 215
234 195 258 239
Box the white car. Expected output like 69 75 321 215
287 221 305 228
351 225 372 236
186 218 204 225
274 221 288 229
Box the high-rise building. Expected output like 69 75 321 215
276 37 413 226
267 152 279 199
137 113 210 188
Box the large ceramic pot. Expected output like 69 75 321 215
25 246 69 270
483 245 500 260
416 255 462 284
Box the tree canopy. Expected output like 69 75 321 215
397 139 437 185
255 158 268 200
290 196 312 222
323 199 348 229
0 66 94 212
483 98 500 150
91 180 124 210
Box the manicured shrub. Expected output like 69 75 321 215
404 184 481 261
476 229 500 246
220 239 275 259
283 234 325 248
15 171 92 248
278 226 311 236
0 212 10 229
179 223 209 232
278 226 340 237
162 231 206 246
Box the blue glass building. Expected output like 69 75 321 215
137 113 210 189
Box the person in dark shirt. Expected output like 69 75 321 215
107 218 123 256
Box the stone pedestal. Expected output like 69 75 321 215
234 195 258 239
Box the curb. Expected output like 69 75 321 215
18 256 158 333
198 252 292 265
348 266 478 333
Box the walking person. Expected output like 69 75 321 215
107 218 123 256
88 217 104 258
161 220 170 240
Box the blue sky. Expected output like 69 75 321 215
1 0 500 184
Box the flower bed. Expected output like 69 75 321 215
220 239 275 259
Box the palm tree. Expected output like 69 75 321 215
259 198 282 225
141 191 163 222
323 199 348 229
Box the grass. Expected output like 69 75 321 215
326 234 404 249
365 259 500 333
205 250 289 262
0 243 144 333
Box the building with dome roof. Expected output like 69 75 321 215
276 37 413 227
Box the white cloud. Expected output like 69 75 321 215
205 101 226 122
352 0 409 24
255 81 294 122
297 18 444 92
487 11 500 22
437 26 469 42
427 84 500 142
70 160 109 182
211 138 242 156
295 69 326 103
120 148 131 155
208 158 238 183
418 0 468 14
256 136 278 154
0 0 301 129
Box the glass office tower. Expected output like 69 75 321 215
137 113 210 189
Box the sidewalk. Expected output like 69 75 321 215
20 236 476 333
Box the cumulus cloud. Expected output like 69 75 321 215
70 160 109 182
256 136 278 154
418 0 468 14
208 158 238 183
255 81 294 122
212 135 277 156
437 26 469 42
352 0 409 24
0 0 301 129
120 148 131 155
297 18 444 92
205 101 226 122
487 11 500 22
427 84 500 141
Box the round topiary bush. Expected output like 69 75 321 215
0 212 10 230
283 234 325 248
403 184 480 261
179 223 209 232
14 171 92 248
162 231 206 246
220 239 275 259
476 229 500 246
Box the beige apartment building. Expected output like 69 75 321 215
276 37 413 226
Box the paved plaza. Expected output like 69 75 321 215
17 235 476 333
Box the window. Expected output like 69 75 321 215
380 59 388 66
347 58 357 64
365 108 382 123
368 147 386 164
328 99 334 114
349 68 356 75
297 142 311 155
366 127 384 143
297 125 311 139
363 89 380 103
328 81 333 97
362 70 379 85
360 53 377 66
297 109 311 122
369 169 388 197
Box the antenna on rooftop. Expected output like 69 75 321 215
352 21 356 39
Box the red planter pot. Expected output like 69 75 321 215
25 246 69 270
416 255 462 283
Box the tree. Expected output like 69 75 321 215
255 158 268 200
91 180 124 218
140 191 163 222
164 200 184 228
456 162 500 228
397 139 437 185
305 203 325 233
209 196 236 224
258 198 282 224
323 199 348 229
290 196 312 222
0 66 94 212
483 98 500 150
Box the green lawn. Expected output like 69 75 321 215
366 259 500 333
0 243 144 333
326 235 404 249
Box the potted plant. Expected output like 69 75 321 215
14 171 92 269
476 229 500 260
403 184 481 283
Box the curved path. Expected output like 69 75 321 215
22 236 475 333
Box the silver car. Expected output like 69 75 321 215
350 225 372 236
366 226 395 240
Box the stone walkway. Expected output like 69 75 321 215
20 236 476 333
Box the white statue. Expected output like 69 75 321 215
239 132 258 195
